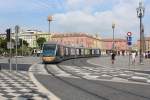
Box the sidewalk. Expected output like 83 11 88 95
0 70 48 100
87 56 150 84
88 56 150 71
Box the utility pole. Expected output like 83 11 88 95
15 25 20 72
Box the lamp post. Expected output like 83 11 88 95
47 15 53 40
112 22 115 51
136 1 145 64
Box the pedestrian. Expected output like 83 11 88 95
111 51 116 64
131 51 136 65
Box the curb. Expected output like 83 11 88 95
29 64 61 100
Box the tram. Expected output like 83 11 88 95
42 41 101 63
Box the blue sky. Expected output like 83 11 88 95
0 0 150 42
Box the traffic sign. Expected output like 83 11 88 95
127 32 132 36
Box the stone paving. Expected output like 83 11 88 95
86 56 150 83
0 70 48 100
46 64 150 84
87 56 150 71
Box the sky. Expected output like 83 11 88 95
0 0 150 42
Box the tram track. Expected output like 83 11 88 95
44 64 109 100
57 58 150 100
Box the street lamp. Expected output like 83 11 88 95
112 22 115 51
136 1 145 64
47 15 53 40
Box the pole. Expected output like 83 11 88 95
36 32 38 56
15 25 19 72
139 16 143 64
96 34 97 48
22 37 23 56
49 21 50 34
9 30 12 71
112 23 115 51
15 36 18 71
113 28 114 50
128 46 131 69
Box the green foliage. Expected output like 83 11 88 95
36 37 46 49
18 38 29 47
0 37 29 56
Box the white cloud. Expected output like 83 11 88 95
0 0 149 41
54 0 143 40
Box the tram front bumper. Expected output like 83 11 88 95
42 57 55 62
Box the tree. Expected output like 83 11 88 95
18 38 29 48
0 38 15 55
1 38 7 50
36 37 46 49
0 37 3 47
0 37 4 54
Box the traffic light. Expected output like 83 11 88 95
127 36 132 45
6 28 11 41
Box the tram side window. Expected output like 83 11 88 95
56 45 61 56
60 45 64 56
92 49 94 55
81 49 84 55
76 49 79 55
65 47 69 56
96 49 100 54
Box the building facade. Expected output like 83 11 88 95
101 38 128 55
51 33 102 49
21 30 50 47
0 30 51 48
145 37 150 52
137 37 150 52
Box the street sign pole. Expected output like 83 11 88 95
127 32 132 70
9 29 12 71
128 46 131 70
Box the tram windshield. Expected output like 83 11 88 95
42 44 56 56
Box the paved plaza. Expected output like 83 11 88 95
0 70 48 100
0 56 150 99
88 55 150 71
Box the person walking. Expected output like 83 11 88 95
131 51 136 65
111 51 116 64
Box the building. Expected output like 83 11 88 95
101 38 128 55
0 33 6 39
51 33 102 49
0 30 51 48
137 37 150 52
145 37 150 52
21 30 50 47
14 30 50 48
